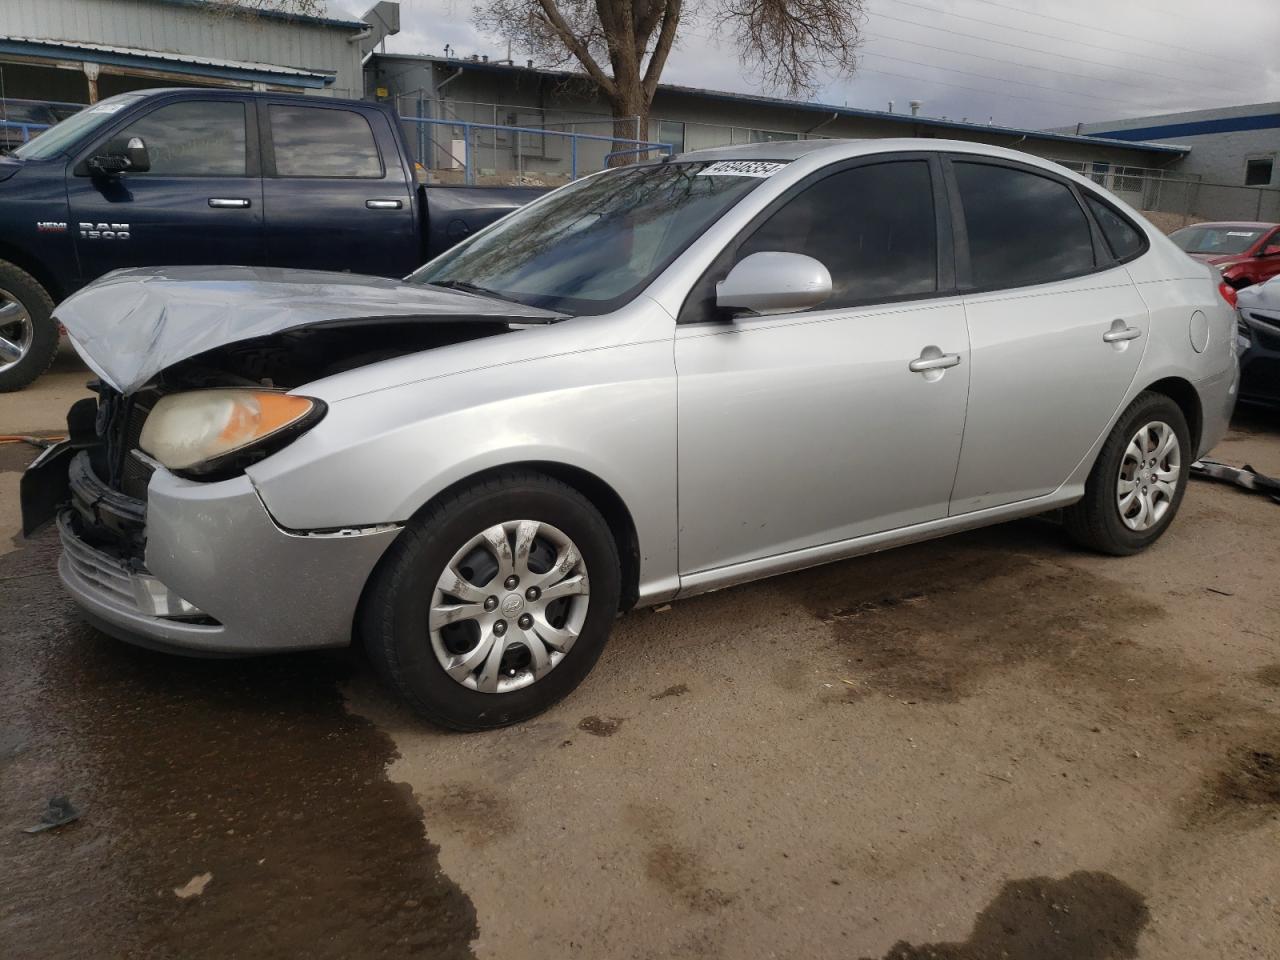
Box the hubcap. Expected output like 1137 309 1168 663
0 288 33 375
429 520 590 694
1117 420 1180 532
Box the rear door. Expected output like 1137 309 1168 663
945 157 1150 514
260 101 416 277
67 97 264 282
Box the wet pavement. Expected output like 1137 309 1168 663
3 409 1280 959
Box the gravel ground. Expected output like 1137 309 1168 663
2 394 1278 959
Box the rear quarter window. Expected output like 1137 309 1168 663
1083 194 1146 261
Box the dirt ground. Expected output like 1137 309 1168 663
2 376 1278 958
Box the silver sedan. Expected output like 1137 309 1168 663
29 139 1239 729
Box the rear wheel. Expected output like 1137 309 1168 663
361 471 621 730
0 260 57 393
1064 391 1191 555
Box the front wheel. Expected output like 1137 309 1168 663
361 471 621 731
1064 391 1192 556
0 260 57 393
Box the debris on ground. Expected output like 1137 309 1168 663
23 796 81 834
1191 459 1280 503
174 872 214 899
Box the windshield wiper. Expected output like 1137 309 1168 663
430 280 521 304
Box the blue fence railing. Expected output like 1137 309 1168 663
399 115 673 184
0 119 52 142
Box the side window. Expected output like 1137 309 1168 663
1083 194 1145 261
739 160 938 307
953 162 1095 289
269 105 383 179
112 101 246 176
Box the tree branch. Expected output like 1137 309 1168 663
536 0 618 98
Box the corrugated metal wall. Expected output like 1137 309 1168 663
0 0 364 97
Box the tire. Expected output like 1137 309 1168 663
361 470 621 731
1064 391 1192 556
0 259 57 393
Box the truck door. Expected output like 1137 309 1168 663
66 97 264 282
260 102 417 277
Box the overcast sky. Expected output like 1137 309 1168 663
333 0 1280 129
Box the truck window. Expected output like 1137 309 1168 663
269 105 383 179
113 101 247 176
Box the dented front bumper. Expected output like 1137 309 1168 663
48 453 401 657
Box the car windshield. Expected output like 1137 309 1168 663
1170 225 1267 256
11 93 145 160
409 159 783 314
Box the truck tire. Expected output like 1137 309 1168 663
0 260 57 393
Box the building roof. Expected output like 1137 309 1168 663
155 0 367 30
0 36 337 87
371 52 1190 157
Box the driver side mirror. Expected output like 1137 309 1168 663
716 251 833 317
87 136 150 176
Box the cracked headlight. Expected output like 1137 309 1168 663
139 389 326 477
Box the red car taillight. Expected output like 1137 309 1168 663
1218 281 1238 308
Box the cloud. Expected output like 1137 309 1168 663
333 0 1280 128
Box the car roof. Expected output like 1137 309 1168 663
1176 221 1279 230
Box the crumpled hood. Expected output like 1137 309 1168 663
55 265 563 394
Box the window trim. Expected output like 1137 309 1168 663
1077 187 1151 267
942 154 1122 295
261 101 387 180
72 97 259 179
676 152 956 325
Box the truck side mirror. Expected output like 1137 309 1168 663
87 136 150 176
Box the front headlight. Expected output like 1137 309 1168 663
139 389 325 477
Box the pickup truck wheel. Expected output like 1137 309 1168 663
1063 391 1191 556
0 260 57 393
361 470 621 731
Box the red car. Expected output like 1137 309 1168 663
1170 221 1280 289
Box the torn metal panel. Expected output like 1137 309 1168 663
1190 458 1280 503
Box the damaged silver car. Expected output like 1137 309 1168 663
24 140 1239 729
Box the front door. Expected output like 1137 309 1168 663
944 158 1151 513
675 158 971 576
260 101 417 277
67 97 264 284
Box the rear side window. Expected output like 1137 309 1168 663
269 105 383 178
114 101 247 176
1083 194 1145 261
954 162 1095 289
739 160 938 306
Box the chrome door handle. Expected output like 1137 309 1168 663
908 352 962 373
208 198 250 208
366 199 403 209
1103 322 1142 343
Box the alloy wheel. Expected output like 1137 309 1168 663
0 288 33 375
1117 420 1180 532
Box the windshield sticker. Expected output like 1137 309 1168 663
697 160 788 178
88 102 127 115
1226 231 1256 237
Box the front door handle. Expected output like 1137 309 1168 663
208 198 250 208
366 199 403 210
908 350 962 373
1103 320 1142 343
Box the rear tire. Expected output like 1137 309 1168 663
1064 391 1191 556
361 470 621 731
0 259 57 393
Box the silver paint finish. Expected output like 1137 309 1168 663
715 251 833 315
0 287 34 373
58 137 1240 655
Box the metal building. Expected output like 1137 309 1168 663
0 0 373 103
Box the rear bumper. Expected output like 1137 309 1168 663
55 459 401 656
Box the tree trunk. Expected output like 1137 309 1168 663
608 89 649 167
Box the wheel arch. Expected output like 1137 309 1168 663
1142 376 1203 454
0 242 63 303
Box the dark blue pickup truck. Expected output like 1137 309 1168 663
0 88 544 391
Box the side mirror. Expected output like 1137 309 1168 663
716 251 833 317
1260 244 1280 257
87 136 150 176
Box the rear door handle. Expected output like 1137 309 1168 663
208 198 250 208
1103 321 1142 343
908 351 962 373
366 199 403 210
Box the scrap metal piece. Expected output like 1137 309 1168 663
23 796 82 833
1190 459 1280 503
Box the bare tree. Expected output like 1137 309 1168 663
475 0 865 152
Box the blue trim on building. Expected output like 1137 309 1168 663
1090 113 1280 142
0 38 333 88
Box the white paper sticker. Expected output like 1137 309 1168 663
88 102 127 115
1226 231 1256 237
697 160 788 178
